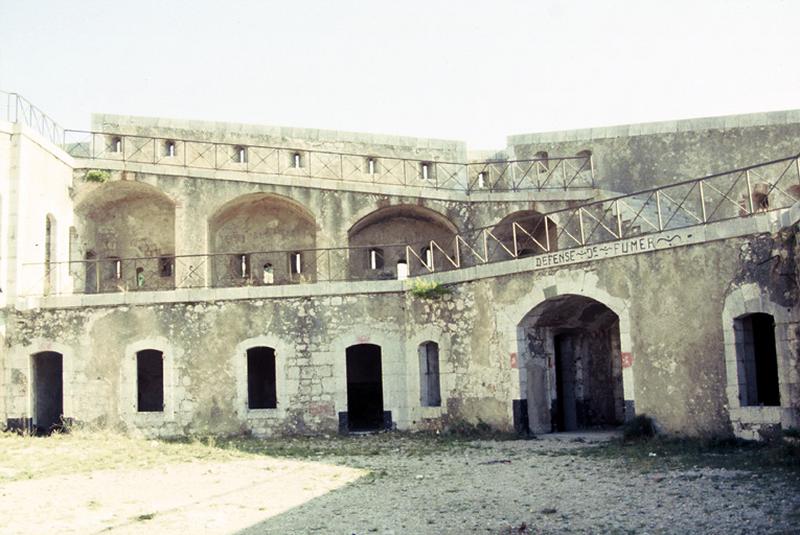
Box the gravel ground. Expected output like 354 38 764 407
1 432 797 534
244 433 800 535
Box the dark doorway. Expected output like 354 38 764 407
32 351 63 433
346 344 384 431
247 346 277 409
136 350 164 412
739 313 781 406
553 334 577 432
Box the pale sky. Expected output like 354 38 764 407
1 0 798 149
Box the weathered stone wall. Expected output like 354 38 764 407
4 227 797 438
509 111 800 194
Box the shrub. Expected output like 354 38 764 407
408 279 451 299
84 169 110 183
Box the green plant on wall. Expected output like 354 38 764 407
84 169 110 183
408 278 451 299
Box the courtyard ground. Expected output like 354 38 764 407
0 429 798 534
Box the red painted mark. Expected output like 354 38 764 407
356 335 370 344
510 352 518 369
621 352 634 368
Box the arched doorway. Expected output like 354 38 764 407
31 351 63 434
517 294 625 433
345 344 384 431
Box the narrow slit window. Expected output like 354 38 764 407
419 341 441 407
247 346 277 409
136 349 164 412
369 248 384 270
290 252 302 275
239 254 250 279
367 157 377 175
421 162 431 181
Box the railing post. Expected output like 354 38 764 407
482 229 489 263
512 222 519 257
656 190 663 231
615 199 623 238
699 181 708 222
745 170 755 214
544 217 551 252
578 209 586 245
562 160 567 190
590 155 595 186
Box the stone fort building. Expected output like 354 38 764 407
1 91 798 440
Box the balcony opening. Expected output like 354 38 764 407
136 349 164 412
419 341 441 407
262 263 274 285
247 346 277 409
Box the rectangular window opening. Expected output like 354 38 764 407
419 342 441 407
247 347 277 409
159 256 173 277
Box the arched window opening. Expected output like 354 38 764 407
135 267 145 288
262 263 274 285
110 136 122 153
136 349 164 412
366 157 378 175
293 152 303 169
234 145 247 164
736 313 780 406
420 162 432 181
164 140 176 157
247 346 277 409
419 341 441 407
369 248 384 270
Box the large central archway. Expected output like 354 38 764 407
517 294 625 433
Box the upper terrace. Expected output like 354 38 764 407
2 91 595 196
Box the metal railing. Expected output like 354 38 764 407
22 153 800 298
62 129 595 192
0 91 65 146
